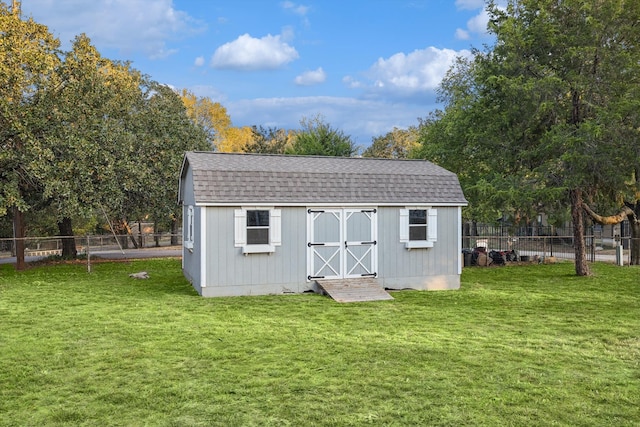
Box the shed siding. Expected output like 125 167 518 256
202 206 309 297
195 205 460 296
180 165 202 293
377 206 460 290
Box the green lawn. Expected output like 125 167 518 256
1 260 638 426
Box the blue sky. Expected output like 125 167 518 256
21 0 493 147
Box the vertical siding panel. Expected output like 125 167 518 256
377 206 460 282
204 207 309 290
199 205 460 294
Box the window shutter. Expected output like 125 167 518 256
399 209 409 242
271 209 282 246
234 209 246 247
427 208 438 242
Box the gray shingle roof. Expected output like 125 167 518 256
180 151 467 205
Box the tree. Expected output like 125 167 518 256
0 1 60 268
419 0 640 275
216 126 254 153
32 34 145 257
1 4 221 262
130 82 209 244
244 125 295 154
288 115 357 157
363 127 419 159
179 89 254 152
179 89 228 148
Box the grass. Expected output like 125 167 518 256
0 260 639 426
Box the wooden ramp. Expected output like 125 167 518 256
314 277 394 303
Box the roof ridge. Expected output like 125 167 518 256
188 150 438 163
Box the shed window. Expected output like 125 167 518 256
234 208 282 253
399 207 437 249
409 209 427 241
246 210 270 245
184 205 194 250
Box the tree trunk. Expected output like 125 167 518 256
630 218 640 265
13 207 26 271
116 219 138 249
57 217 77 259
463 222 471 249
170 216 179 246
570 189 591 276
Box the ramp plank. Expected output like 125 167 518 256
315 278 393 303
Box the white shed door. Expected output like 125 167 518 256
307 208 377 280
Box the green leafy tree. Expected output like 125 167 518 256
33 34 144 257
288 115 358 157
0 1 60 268
417 0 640 273
130 82 209 244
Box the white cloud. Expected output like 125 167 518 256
21 0 204 59
455 0 502 39
194 56 205 67
355 47 471 99
281 1 311 16
211 33 299 71
455 0 485 10
455 28 470 40
342 75 363 89
281 1 311 27
280 26 296 43
226 96 430 145
467 9 490 35
190 85 228 103
294 67 326 86
149 48 179 60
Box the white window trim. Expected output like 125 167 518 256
234 207 282 254
399 207 437 250
405 240 435 249
184 205 194 251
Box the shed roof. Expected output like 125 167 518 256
180 151 467 206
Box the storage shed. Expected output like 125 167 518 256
178 151 467 298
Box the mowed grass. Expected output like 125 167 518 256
0 260 639 426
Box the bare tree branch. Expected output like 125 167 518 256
582 203 636 225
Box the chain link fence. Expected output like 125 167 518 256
0 234 182 259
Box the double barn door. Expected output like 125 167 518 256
307 208 377 280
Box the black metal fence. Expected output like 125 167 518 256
463 224 633 263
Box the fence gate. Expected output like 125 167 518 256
307 208 377 280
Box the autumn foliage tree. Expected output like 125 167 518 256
1 3 211 262
244 125 295 154
362 127 419 159
179 89 253 152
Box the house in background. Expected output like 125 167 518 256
178 151 467 297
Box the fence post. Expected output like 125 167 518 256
590 227 596 262
86 235 91 273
